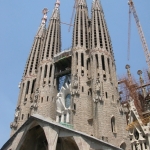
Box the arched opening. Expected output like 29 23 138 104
56 137 79 150
19 125 48 150
120 142 126 150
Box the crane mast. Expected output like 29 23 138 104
128 0 150 72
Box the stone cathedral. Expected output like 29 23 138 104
1 0 131 150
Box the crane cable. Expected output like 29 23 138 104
128 7 131 61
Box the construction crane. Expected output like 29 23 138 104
128 0 150 73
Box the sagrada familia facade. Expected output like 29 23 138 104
2 0 150 149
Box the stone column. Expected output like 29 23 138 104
42 125 58 150
73 136 90 150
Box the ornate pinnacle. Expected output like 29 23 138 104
55 0 60 8
41 8 48 24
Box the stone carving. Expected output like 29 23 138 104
10 121 18 129
14 106 20 119
56 81 71 123
73 74 78 88
30 88 39 110
93 79 102 103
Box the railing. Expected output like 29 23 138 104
60 122 74 129
54 49 72 63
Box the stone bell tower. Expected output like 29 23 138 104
10 8 48 135
35 0 61 120
71 0 94 135
90 0 130 147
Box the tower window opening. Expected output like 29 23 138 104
47 96 49 101
82 86 84 92
39 67 42 83
41 97 43 103
74 103 76 110
107 58 111 74
81 53 84 67
95 54 99 68
101 55 105 71
49 65 52 77
44 65 48 78
76 52 78 65
111 116 116 133
25 81 30 95
31 79 36 94
105 92 108 99
22 114 24 120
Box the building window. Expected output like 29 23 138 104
95 54 99 68
74 103 76 110
41 97 43 103
81 53 84 67
47 96 49 101
25 81 30 95
49 65 52 77
82 86 84 92
44 65 48 78
101 55 105 71
65 94 71 108
105 92 108 99
22 114 24 120
31 79 36 94
111 116 116 133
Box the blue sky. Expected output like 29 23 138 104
0 0 150 147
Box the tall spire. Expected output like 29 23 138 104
41 0 61 60
92 0 103 11
91 0 113 54
51 0 60 19
36 8 48 37
24 8 48 77
10 9 48 134
72 0 89 49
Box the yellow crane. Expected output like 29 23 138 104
128 0 150 73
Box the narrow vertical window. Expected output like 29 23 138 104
31 79 36 94
95 54 99 68
107 58 110 74
25 81 30 95
44 65 48 78
82 86 84 92
39 67 42 82
87 59 89 70
81 53 84 67
47 96 49 101
101 55 105 71
74 103 76 110
41 97 43 103
76 52 78 65
22 114 24 120
105 92 108 99
111 116 116 133
49 65 52 77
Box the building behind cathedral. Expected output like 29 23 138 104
2 0 150 150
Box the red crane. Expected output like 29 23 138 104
128 0 150 72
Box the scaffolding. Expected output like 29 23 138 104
119 68 150 130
